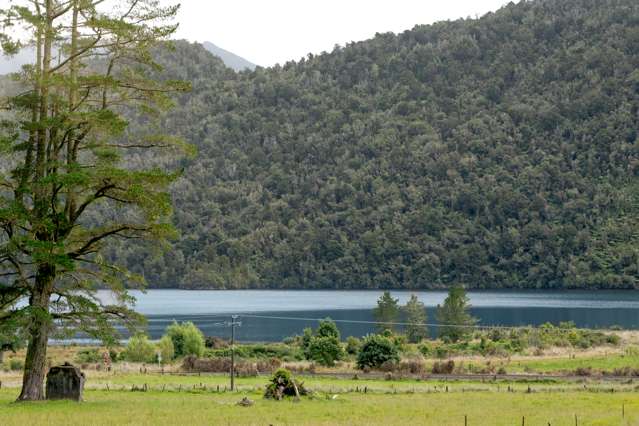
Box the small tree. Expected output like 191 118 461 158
156 335 175 362
166 321 205 357
303 318 343 366
0 0 187 401
373 291 400 332
436 286 477 342
356 334 400 369
345 336 361 355
404 294 428 343
307 336 343 367
124 333 155 363
316 318 340 339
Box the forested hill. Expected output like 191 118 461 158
110 0 639 290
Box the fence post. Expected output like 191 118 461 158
464 415 467 426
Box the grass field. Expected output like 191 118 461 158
1 372 639 425
3 344 639 425
0 385 637 425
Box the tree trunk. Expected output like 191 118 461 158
17 267 54 402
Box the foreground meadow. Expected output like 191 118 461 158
0 383 637 426
1 371 639 425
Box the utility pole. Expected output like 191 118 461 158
230 315 241 391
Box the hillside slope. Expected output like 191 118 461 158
202 41 257 71
110 0 639 290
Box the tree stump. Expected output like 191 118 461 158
46 362 85 401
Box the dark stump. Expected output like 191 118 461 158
46 362 85 401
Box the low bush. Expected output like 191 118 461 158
574 367 592 376
345 336 361 355
398 358 426 374
9 358 24 371
208 343 303 361
356 334 400 370
75 348 102 364
256 357 282 373
431 360 455 374
182 355 258 376
204 336 229 349
123 334 156 363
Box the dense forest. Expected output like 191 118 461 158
100 0 639 289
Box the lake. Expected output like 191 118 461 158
100 290 639 342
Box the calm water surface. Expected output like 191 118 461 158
98 290 639 342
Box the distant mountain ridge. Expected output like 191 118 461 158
0 41 257 75
202 41 256 71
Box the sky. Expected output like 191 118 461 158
174 1 512 67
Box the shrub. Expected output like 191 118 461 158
256 357 282 373
307 336 343 367
181 355 258 375
431 360 455 374
9 358 24 371
345 336 361 355
166 321 205 358
75 348 101 364
356 334 400 370
264 368 309 400
316 318 340 340
123 334 155 363
399 358 426 374
418 342 434 357
301 327 313 355
606 334 621 345
205 336 229 349
574 367 592 376
157 335 175 362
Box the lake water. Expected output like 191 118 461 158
100 290 639 342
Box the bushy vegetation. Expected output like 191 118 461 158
301 319 344 366
102 0 639 290
207 343 304 362
419 323 621 358
74 348 103 364
157 336 175 362
356 334 400 370
123 334 156 363
166 322 206 358
345 336 361 355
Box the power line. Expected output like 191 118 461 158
239 314 524 330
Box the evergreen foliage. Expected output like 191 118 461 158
104 0 639 290
436 286 477 342
356 334 400 369
404 294 428 343
0 0 185 400
373 291 400 332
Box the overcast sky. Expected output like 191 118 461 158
174 1 512 67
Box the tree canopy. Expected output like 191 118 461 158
102 0 639 290
0 0 185 400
